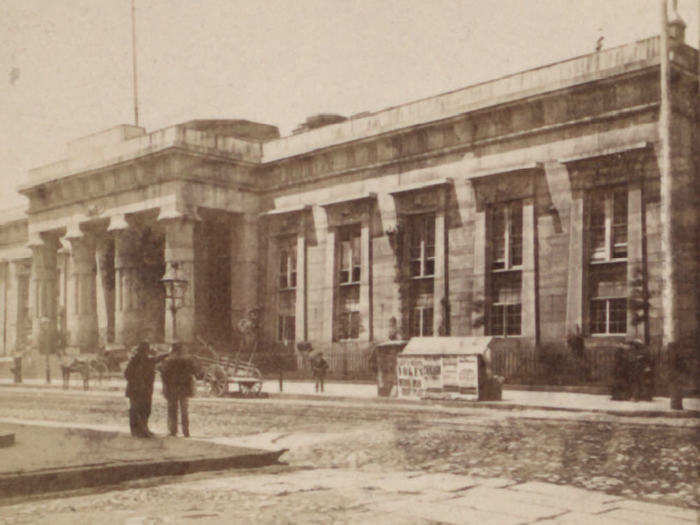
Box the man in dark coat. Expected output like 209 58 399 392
312 353 329 393
124 341 167 437
160 342 198 437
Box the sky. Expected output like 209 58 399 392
1 0 698 209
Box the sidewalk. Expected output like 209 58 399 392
0 419 286 499
3 376 698 417
2 465 697 524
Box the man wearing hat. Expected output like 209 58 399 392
160 342 198 437
124 342 168 437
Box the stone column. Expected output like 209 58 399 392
230 214 259 333
5 261 28 355
295 224 307 343
521 197 538 340
323 228 336 341
28 238 58 355
359 220 372 341
66 235 98 351
565 191 586 334
0 262 7 355
162 217 196 343
265 228 279 340
433 198 447 335
471 206 489 335
95 237 115 346
627 182 645 340
112 224 142 347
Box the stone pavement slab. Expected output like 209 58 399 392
449 486 569 521
0 421 285 498
613 499 698 521
1 465 695 524
597 507 698 524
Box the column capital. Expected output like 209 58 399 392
157 202 201 223
107 214 130 232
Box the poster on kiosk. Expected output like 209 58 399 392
396 337 491 400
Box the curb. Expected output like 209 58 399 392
262 392 700 419
1 382 698 420
0 449 287 499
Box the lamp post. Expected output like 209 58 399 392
160 262 188 342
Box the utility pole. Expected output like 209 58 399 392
131 0 140 127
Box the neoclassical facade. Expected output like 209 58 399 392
0 25 697 380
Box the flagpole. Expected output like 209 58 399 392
131 0 140 127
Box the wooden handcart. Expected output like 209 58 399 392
196 338 264 397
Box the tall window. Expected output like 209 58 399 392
410 303 434 337
336 225 361 340
488 201 523 336
279 242 297 290
409 214 435 278
492 201 522 270
587 187 628 335
489 272 522 336
277 237 297 344
277 314 295 343
338 226 361 284
589 259 627 335
590 188 627 262
407 213 435 336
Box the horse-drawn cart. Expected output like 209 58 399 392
195 338 264 397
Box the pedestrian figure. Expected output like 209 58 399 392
124 341 168 438
160 342 198 437
312 353 329 393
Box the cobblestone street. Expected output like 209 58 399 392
0 389 697 523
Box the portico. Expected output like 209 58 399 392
16 121 274 353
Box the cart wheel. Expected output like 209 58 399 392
251 381 263 396
207 365 228 397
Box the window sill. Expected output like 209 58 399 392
278 287 296 292
491 267 523 273
410 275 435 280
589 258 627 265
339 281 360 287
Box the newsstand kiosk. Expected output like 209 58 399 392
395 337 502 401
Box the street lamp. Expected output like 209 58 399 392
160 262 188 342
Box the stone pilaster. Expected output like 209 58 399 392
521 197 538 340
113 226 142 347
471 206 488 334
359 221 372 341
565 191 586 334
323 228 336 341
67 235 97 351
627 182 645 340
295 225 307 343
433 198 447 335
162 217 196 343
0 263 7 355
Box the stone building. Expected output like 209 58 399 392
0 24 697 382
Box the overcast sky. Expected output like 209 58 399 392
1 0 698 209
